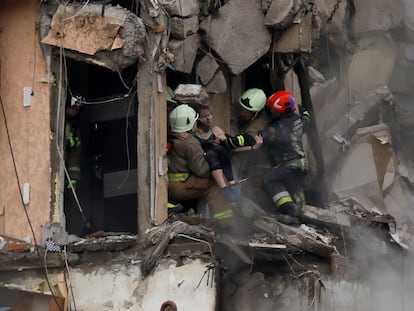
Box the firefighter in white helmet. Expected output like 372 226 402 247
231 88 274 210
167 104 235 224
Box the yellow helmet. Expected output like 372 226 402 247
169 104 198 132
239 88 266 112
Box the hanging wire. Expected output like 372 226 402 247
176 233 213 255
56 37 86 226
117 90 137 189
282 253 297 277
75 92 134 105
62 0 91 21
287 254 306 268
64 246 78 311
116 67 132 90
0 94 64 311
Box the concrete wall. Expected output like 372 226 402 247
0 0 50 241
68 258 216 311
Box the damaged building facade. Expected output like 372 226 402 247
1 0 414 310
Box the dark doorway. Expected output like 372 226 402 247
244 56 274 97
63 58 138 236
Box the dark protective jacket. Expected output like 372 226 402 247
261 112 308 172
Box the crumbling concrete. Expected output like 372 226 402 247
199 0 272 75
164 0 200 18
168 34 200 73
197 54 220 86
173 84 209 105
41 4 146 71
205 70 227 93
352 0 404 35
170 15 199 39
264 0 304 29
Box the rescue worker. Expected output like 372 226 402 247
231 88 273 210
65 104 82 190
260 90 308 222
167 104 235 224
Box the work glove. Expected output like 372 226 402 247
221 134 256 150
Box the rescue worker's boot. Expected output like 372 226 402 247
167 202 186 214
278 201 299 217
276 214 300 226
276 201 300 225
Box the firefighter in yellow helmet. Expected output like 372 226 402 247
167 104 235 224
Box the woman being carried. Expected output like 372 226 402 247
194 106 261 202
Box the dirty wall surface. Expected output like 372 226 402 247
0 0 50 241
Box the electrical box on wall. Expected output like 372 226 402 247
23 182 30 205
23 87 32 107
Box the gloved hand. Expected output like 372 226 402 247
221 134 256 150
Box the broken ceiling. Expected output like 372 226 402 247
41 3 146 71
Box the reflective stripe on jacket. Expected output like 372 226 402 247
167 172 189 182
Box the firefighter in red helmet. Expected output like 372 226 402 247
259 90 308 224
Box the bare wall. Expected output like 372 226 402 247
0 0 50 241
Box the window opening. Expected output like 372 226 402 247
63 58 138 236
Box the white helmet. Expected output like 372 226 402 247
238 88 267 112
169 104 198 132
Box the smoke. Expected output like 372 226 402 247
401 0 414 23
348 225 414 311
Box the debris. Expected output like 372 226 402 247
173 84 209 105
254 216 336 257
217 237 253 264
248 242 287 249
142 221 214 276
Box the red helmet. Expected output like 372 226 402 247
267 90 296 114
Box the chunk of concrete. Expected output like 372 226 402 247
205 70 227 94
168 34 199 73
174 84 209 105
348 36 397 101
389 59 414 95
315 0 347 31
384 176 414 249
261 0 273 12
273 9 313 53
164 0 200 17
331 142 387 214
320 87 393 172
197 54 219 85
41 4 146 71
199 0 271 75
170 16 199 39
300 205 352 231
352 0 404 35
308 66 326 84
264 0 302 29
